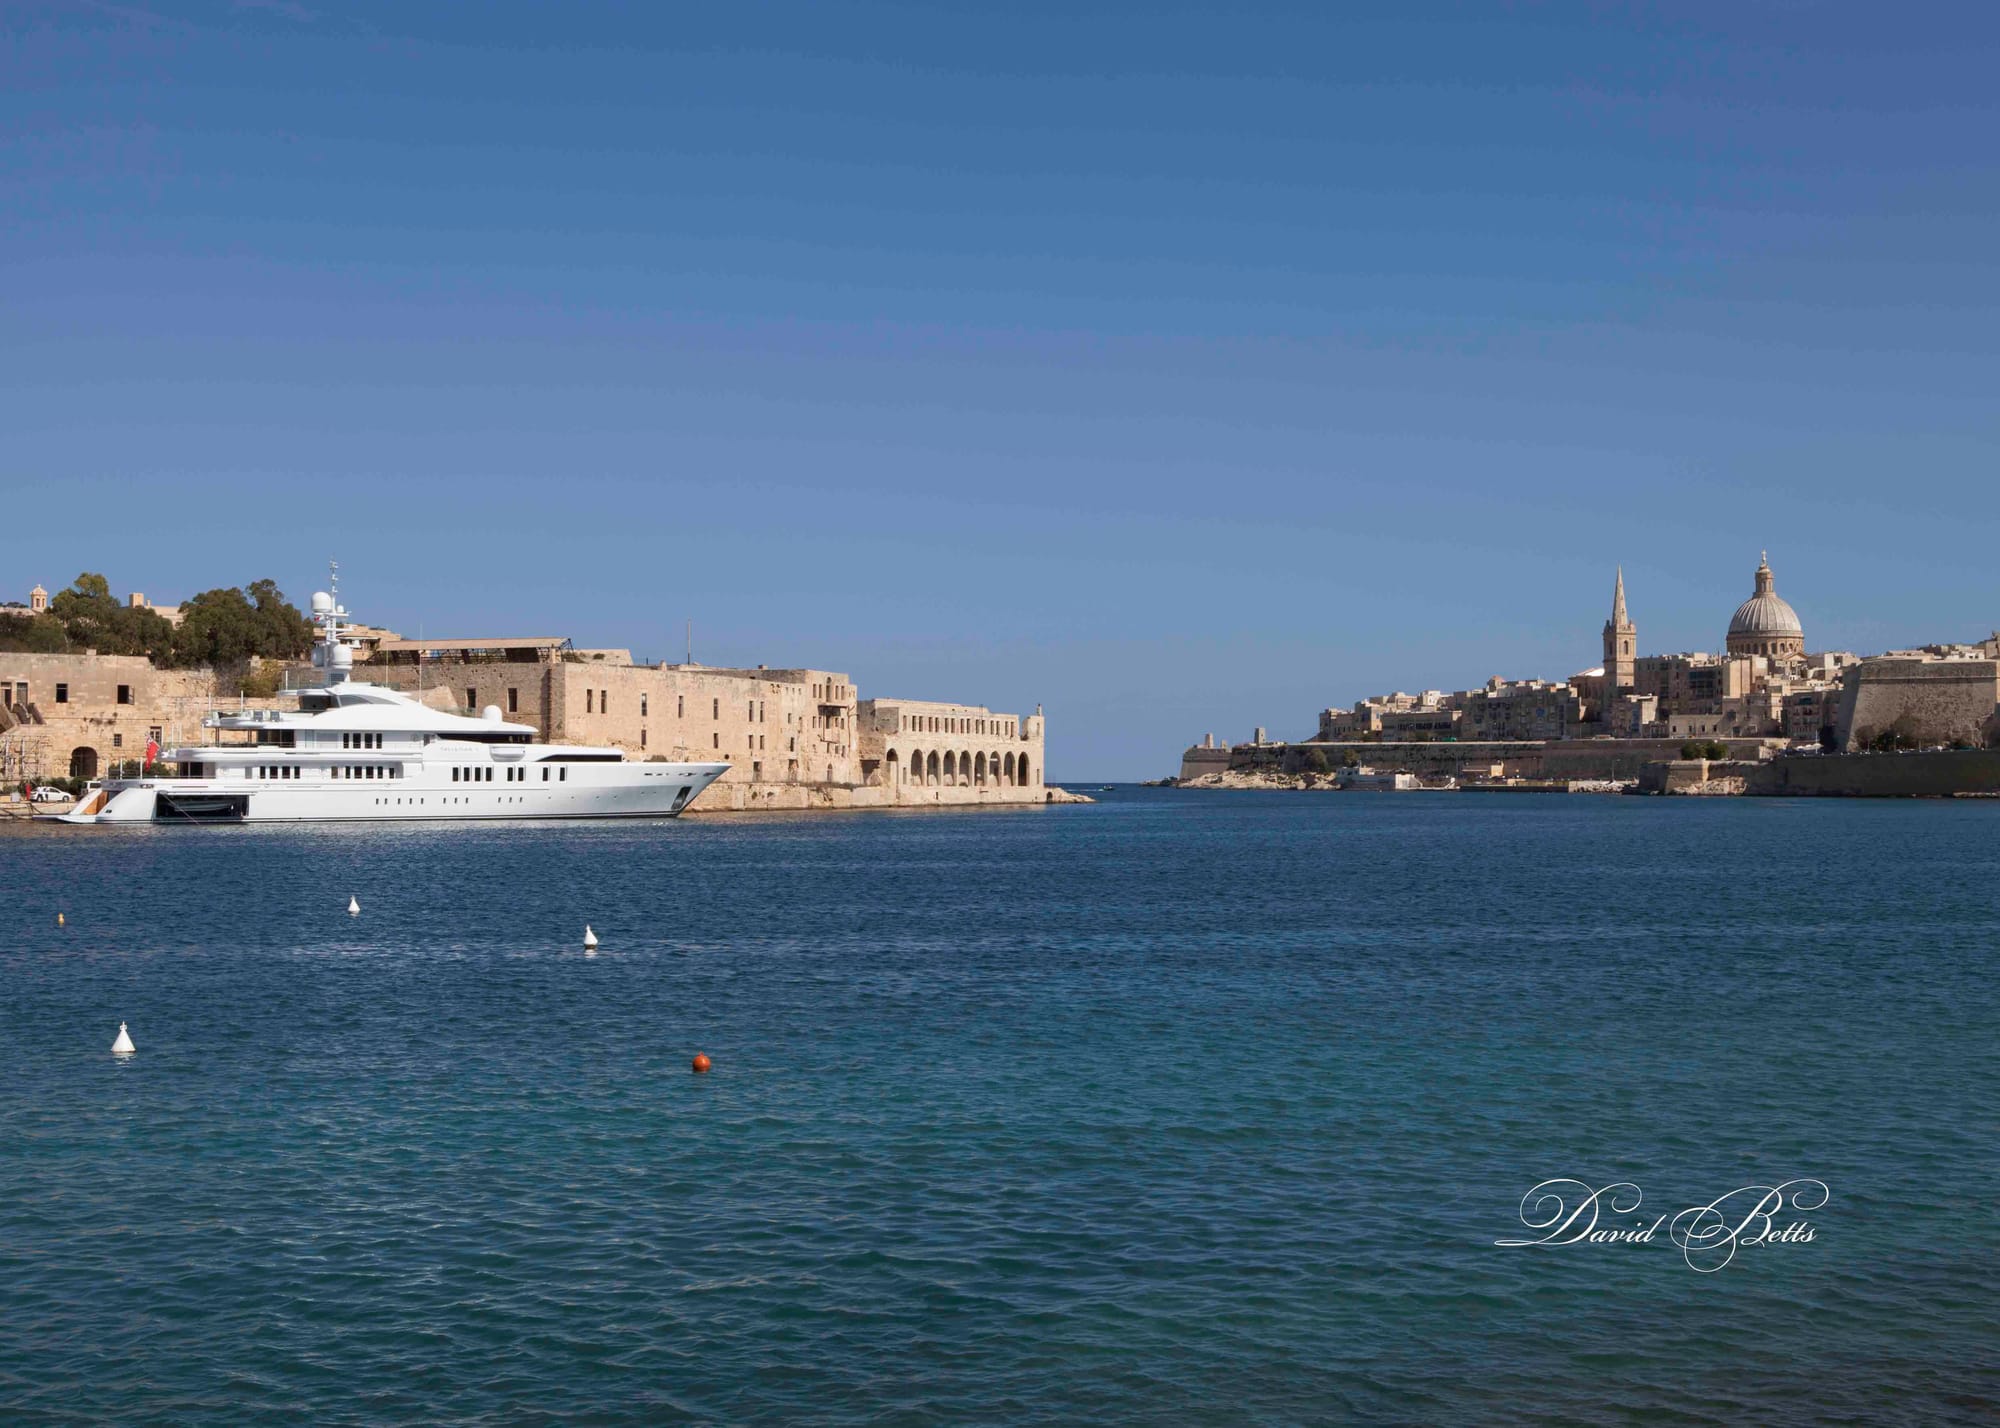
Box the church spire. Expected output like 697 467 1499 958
1603 565 1635 697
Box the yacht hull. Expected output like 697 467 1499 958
55 763 729 824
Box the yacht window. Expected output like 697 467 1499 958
560 768 568 781
452 767 459 782
542 768 548 781
342 733 350 749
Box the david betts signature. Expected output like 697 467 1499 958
1495 1179 1828 1272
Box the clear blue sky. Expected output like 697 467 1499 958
5 2 1997 777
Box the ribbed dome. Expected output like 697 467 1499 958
1728 592 1803 638
1726 553 1804 652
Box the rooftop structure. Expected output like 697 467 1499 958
1727 553 1805 659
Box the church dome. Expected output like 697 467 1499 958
1729 592 1802 639
1726 554 1804 655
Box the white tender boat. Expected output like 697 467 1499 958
56 578 728 824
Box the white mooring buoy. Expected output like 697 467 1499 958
348 896 360 916
583 924 599 952
112 1022 135 1056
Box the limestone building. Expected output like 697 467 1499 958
0 652 227 782
361 637 1049 811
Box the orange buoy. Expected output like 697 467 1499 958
691 1053 712 1074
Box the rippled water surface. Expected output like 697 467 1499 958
2 791 1996 1424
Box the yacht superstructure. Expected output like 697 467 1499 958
56 577 729 824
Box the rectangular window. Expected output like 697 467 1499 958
149 726 161 744
586 690 594 714
713 732 719 748
55 684 68 703
561 768 568 781
465 688 477 711
677 695 684 718
712 698 719 719
117 685 133 705
641 729 647 748
114 733 124 748
453 768 460 782
641 694 648 717
508 687 519 713
601 690 608 714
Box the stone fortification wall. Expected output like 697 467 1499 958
1747 750 2000 797
1539 738 1772 780
1200 740 1546 780
1183 736 1777 784
367 661 863 785
1179 746 1234 781
0 651 231 781
1832 659 2000 751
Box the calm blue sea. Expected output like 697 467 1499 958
2 791 1995 1424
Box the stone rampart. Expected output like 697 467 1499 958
1832 659 2000 751
1182 736 1774 784
1746 750 2000 797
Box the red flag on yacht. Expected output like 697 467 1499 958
144 739 160 769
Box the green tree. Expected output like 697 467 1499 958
0 613 70 653
48 573 175 658
1303 749 1331 774
171 580 312 668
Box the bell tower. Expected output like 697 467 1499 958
1603 567 1636 695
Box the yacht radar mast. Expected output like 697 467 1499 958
310 559 354 684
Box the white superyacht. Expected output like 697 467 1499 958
57 583 729 824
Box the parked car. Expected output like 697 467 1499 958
29 786 73 804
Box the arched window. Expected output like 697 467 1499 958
927 750 940 786
974 752 986 785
